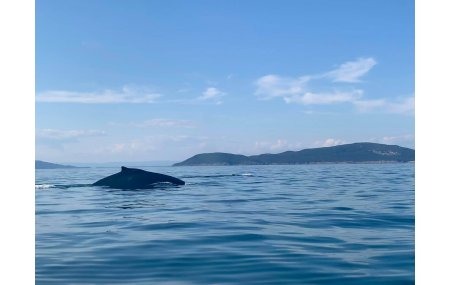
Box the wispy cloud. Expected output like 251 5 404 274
254 139 303 153
284 90 363 105
379 134 415 146
36 134 212 162
386 97 415 114
326 57 377 83
99 135 210 158
198 87 222 100
254 57 413 115
255 75 310 99
36 84 228 106
111 118 197 128
352 99 387 111
354 96 415 114
137 119 196 128
36 85 161 104
197 87 226 104
314 138 346 147
255 74 364 105
254 58 375 104
36 129 106 141
226 74 235 80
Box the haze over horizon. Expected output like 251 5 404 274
36 0 414 163
39 142 415 165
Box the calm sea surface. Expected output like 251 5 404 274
36 164 414 284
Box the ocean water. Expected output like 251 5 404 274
35 163 414 284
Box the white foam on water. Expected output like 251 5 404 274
35 184 55 189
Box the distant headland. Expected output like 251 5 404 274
173 143 415 166
35 160 79 169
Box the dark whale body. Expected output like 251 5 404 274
93 166 185 189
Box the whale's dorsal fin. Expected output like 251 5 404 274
93 166 185 188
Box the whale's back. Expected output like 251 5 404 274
93 167 185 189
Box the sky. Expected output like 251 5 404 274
36 0 414 163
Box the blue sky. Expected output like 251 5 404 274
36 0 414 163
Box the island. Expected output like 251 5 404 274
173 142 415 166
35 160 78 169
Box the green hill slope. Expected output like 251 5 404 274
173 143 415 166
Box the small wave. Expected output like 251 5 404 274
331 206 354 211
148 182 184 188
35 184 56 189
182 174 236 178
182 173 255 178
35 183 92 190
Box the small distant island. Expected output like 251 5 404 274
173 143 415 166
35 160 78 169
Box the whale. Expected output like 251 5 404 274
93 166 185 189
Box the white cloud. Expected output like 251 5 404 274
197 87 226 104
254 58 375 105
36 133 214 162
96 135 210 159
284 90 363 105
353 96 415 114
36 129 106 141
255 75 311 99
314 138 346 147
107 140 158 155
255 73 363 105
198 87 225 100
199 87 220 99
129 119 196 128
358 134 414 148
353 99 387 111
326 57 377 83
254 57 413 115
380 134 415 145
387 97 415 114
254 58 376 101
253 139 303 153
36 85 161 104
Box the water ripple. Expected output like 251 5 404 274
36 163 414 284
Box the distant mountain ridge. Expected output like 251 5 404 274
35 160 78 169
173 143 415 166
